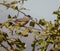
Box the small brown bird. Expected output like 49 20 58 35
14 15 32 26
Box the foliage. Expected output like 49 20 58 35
0 0 60 51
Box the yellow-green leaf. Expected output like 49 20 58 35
30 21 35 27
9 26 14 31
0 35 4 42
4 22 10 28
21 0 24 4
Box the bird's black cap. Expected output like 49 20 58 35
27 15 31 17
27 15 33 20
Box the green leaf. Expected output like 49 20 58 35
46 38 54 43
28 29 32 33
39 19 46 26
3 32 8 38
54 44 58 49
41 48 46 51
21 30 28 37
22 43 26 48
9 22 13 26
15 23 21 30
15 6 18 10
16 42 26 50
13 15 17 18
11 1 17 4
19 47 23 51
15 38 21 42
57 16 60 20
0 23 3 28
30 21 35 27
0 35 4 43
12 6 18 10
53 11 58 15
16 44 22 48
15 31 19 34
14 49 20 51
22 0 24 4
53 11 60 16
7 15 11 19
31 41 35 47
41 41 47 47
9 26 14 31
58 29 60 33
21 0 27 4
3 22 10 28
49 49 54 51
38 39 43 44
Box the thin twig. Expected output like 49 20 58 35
32 20 44 31
24 25 42 31
16 11 19 17
11 31 14 35
0 3 7 6
36 23 44 31
17 10 27 16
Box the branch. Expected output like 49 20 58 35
16 11 19 17
36 23 44 31
11 30 14 35
17 9 27 16
24 25 42 31
0 3 6 5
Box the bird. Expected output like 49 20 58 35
13 15 33 26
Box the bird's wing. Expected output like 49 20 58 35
15 17 29 22
13 17 30 26
17 21 26 25
17 18 27 22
